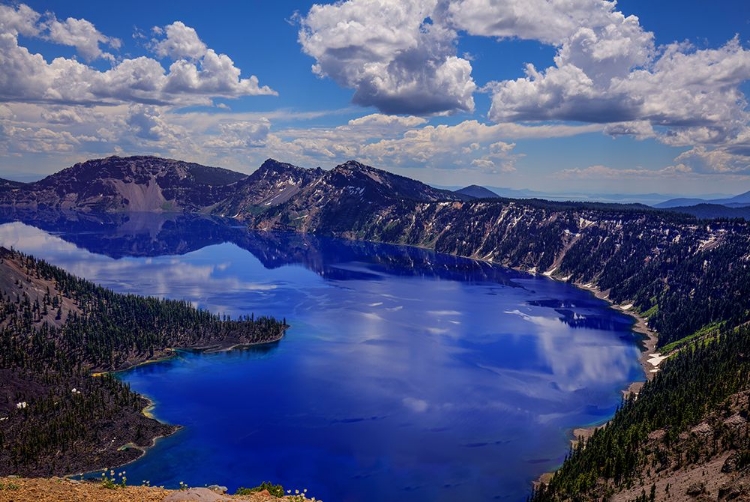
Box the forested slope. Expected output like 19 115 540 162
530 323 750 501
0 247 286 476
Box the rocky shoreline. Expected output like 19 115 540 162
529 272 663 491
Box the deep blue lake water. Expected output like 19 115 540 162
0 215 643 501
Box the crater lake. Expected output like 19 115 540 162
0 214 644 501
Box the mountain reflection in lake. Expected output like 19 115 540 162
0 212 643 502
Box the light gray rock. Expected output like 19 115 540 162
162 487 232 502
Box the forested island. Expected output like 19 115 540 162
0 247 287 477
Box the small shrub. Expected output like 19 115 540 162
236 481 285 497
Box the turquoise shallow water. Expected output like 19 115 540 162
0 220 643 501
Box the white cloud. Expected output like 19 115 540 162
3 124 81 153
0 3 40 37
41 107 84 125
127 105 172 141
618 39 750 142
674 146 750 174
298 0 475 115
447 0 619 45
205 119 271 149
557 164 693 179
348 113 427 129
487 11 654 124
44 15 120 62
603 121 654 140
151 21 207 60
0 4 276 107
472 1 750 154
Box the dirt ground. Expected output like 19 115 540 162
0 477 316 502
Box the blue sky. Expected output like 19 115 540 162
1 0 749 197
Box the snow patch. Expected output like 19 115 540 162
647 353 668 368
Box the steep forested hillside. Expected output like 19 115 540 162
0 247 286 476
531 323 750 501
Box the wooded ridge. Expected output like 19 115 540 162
0 247 286 477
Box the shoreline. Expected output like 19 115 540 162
106 326 287 377
527 273 662 491
72 328 288 480
572 280 662 383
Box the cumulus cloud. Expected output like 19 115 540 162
2 124 82 153
272 117 566 170
446 0 619 45
44 15 121 62
0 4 276 107
296 0 750 162
127 105 172 141
674 146 750 174
204 119 271 149
486 6 654 124
0 3 40 37
41 107 84 125
151 21 206 60
298 0 475 115
348 113 427 129
474 1 750 154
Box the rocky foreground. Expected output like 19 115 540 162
0 477 318 502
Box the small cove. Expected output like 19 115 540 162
0 219 644 501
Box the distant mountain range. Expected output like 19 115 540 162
2 155 747 220
650 191 750 220
0 156 466 214
654 191 750 208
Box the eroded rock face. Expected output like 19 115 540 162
0 156 247 212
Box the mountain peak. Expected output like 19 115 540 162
455 185 500 200
340 160 368 170
255 159 310 177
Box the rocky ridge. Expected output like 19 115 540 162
0 156 246 212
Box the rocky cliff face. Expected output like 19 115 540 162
0 156 247 212
233 159 462 232
248 193 750 348
212 159 324 218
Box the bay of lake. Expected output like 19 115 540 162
0 217 643 501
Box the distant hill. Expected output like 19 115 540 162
212 159 463 231
454 184 500 199
655 190 750 209
653 197 709 209
0 178 26 192
660 203 750 220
